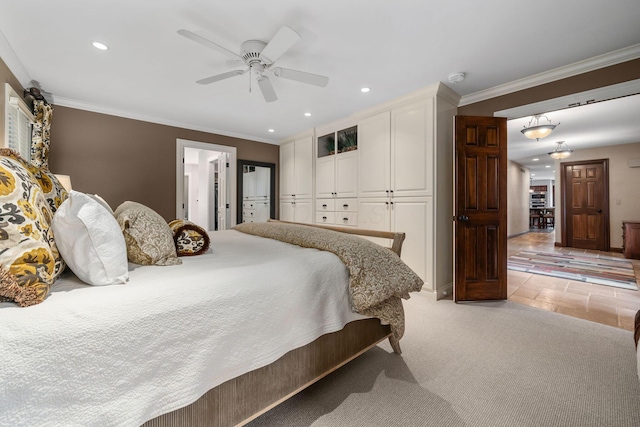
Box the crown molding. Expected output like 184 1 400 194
0 29 32 87
53 96 278 145
459 43 640 106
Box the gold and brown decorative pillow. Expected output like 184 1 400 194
25 164 68 213
114 201 182 266
0 150 65 306
168 219 211 256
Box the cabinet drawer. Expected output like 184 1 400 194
336 198 358 212
335 212 357 226
243 201 257 209
316 211 335 224
317 199 336 211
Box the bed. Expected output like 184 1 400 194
1 208 421 427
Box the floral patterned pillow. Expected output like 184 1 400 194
0 151 66 306
115 201 182 266
168 219 211 256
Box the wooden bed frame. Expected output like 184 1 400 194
143 222 406 427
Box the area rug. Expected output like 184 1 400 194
508 251 638 290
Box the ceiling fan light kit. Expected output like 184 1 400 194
178 26 329 103
548 141 574 159
521 114 559 141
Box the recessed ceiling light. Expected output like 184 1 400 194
92 41 109 50
531 174 536 176
545 165 551 168
532 158 539 161
361 87 370 93
268 129 275 133
304 112 311 117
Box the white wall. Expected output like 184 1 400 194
554 141 640 249
507 160 530 237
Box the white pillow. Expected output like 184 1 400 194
88 193 114 215
52 190 129 286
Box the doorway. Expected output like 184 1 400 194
176 139 237 231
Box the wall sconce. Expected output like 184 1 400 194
548 141 574 160
521 114 559 141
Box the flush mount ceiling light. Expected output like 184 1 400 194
360 87 370 93
521 114 559 141
304 112 311 117
548 141 574 160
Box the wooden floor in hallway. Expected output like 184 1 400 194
508 229 640 331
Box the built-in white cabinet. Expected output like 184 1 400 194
280 136 313 199
279 82 459 298
242 165 270 223
279 199 312 224
355 88 456 296
315 125 358 226
358 99 434 199
357 197 432 288
279 134 313 224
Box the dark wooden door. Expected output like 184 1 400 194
454 116 508 302
562 160 609 251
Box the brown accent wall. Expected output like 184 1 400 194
458 58 640 117
48 106 278 221
0 57 26 146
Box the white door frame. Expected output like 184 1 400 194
176 139 237 228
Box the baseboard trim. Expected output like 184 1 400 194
554 242 563 247
610 247 623 253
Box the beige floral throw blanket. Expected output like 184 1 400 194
233 222 423 342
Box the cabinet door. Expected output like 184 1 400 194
294 136 313 198
255 167 270 199
336 151 358 198
315 156 335 198
391 198 432 287
279 141 295 197
256 202 270 222
279 200 294 222
357 198 391 246
391 99 434 197
293 199 313 224
358 111 391 198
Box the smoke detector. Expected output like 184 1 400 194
448 72 466 84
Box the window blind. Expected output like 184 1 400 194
5 90 34 163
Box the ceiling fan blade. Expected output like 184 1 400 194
260 26 301 64
272 67 329 87
196 70 246 85
177 29 243 61
257 76 278 102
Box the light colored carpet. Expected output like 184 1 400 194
246 292 640 427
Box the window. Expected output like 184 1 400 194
4 83 34 163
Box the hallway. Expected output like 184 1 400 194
507 230 640 331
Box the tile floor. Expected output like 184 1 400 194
507 228 640 331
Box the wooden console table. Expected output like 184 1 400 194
622 221 640 259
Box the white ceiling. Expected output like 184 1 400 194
1 0 640 149
506 90 640 180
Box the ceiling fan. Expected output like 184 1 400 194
178 26 329 102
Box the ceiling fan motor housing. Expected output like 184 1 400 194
241 40 267 66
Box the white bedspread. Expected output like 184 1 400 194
0 230 368 427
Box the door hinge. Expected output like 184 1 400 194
226 162 229 167
182 158 185 163
226 203 230 209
